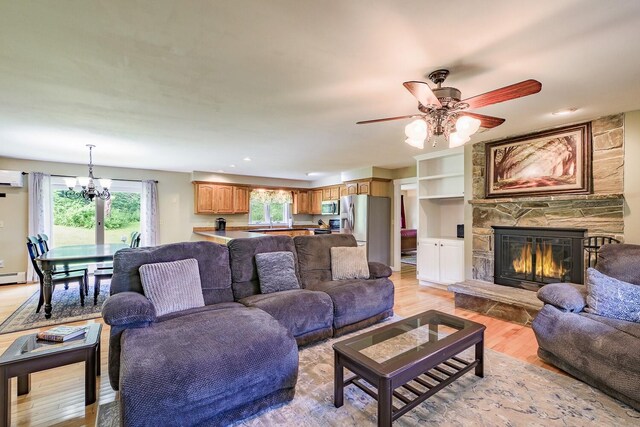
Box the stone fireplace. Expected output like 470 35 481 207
492 226 586 290
470 114 625 285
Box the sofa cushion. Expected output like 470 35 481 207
139 258 205 316
307 277 394 329
580 312 640 339
119 307 298 427
596 243 640 285
111 241 234 305
255 251 300 294
536 282 587 313
228 235 300 300
239 289 333 338
331 246 370 280
585 268 640 323
294 234 357 288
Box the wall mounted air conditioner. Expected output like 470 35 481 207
0 170 24 187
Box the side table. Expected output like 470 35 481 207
0 323 102 427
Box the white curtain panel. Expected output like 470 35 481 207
27 172 52 281
140 180 159 246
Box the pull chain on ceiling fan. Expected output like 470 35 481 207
357 69 542 149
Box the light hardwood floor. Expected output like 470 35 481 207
0 264 556 426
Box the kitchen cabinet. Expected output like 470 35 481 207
293 191 310 214
194 182 244 214
233 186 250 213
330 186 340 200
310 189 323 214
340 185 349 198
343 179 390 197
417 238 464 285
323 188 332 201
195 183 215 213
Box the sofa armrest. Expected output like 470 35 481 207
536 283 587 313
368 262 392 279
102 291 157 326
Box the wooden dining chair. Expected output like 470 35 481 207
32 234 90 295
26 241 89 312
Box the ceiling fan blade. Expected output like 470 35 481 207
459 112 505 128
356 114 417 124
403 81 442 108
462 79 542 109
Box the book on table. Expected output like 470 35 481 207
37 325 87 342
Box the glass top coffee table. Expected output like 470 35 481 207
333 310 485 426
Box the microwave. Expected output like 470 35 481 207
321 200 339 215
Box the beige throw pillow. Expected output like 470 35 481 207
331 246 370 280
139 258 205 316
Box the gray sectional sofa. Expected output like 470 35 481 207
532 244 640 411
102 234 394 426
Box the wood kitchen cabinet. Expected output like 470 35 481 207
194 182 245 214
343 179 391 197
232 186 250 213
310 189 323 214
330 186 340 200
293 191 310 214
340 185 349 197
323 188 332 201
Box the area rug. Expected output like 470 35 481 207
96 320 639 426
401 252 417 265
0 282 109 334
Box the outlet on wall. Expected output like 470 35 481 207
0 260 4 268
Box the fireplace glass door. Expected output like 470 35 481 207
493 227 585 289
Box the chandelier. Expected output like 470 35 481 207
64 144 111 201
404 114 481 149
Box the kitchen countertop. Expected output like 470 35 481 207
194 230 266 242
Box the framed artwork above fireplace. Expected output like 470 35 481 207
485 122 592 198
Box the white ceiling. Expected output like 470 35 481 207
1 0 640 180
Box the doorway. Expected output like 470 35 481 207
392 177 418 271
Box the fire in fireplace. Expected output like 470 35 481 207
493 226 586 290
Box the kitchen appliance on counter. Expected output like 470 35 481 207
340 195 391 265
321 200 339 215
215 217 227 231
329 219 340 232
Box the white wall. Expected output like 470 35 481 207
401 189 418 229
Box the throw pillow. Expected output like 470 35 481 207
331 246 370 280
139 258 205 317
585 268 640 323
255 251 300 294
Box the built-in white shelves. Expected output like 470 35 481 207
416 147 464 199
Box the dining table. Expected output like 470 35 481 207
36 244 127 319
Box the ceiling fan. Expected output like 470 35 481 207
357 69 542 149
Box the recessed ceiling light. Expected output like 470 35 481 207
552 108 578 116
229 164 236 168
306 172 321 176
243 157 251 162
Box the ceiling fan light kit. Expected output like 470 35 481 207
358 68 541 150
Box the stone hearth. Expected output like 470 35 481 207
470 114 625 283
449 280 543 326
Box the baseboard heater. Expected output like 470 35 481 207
0 272 27 285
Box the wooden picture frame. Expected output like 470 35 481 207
485 122 592 198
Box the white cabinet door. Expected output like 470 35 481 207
439 240 464 284
418 239 440 282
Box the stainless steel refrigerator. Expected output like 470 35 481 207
340 195 391 265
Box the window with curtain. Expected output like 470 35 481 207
249 190 292 225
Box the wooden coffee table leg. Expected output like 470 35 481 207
334 352 344 408
17 374 30 396
475 337 484 378
1 368 10 427
377 378 392 427
85 349 97 405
